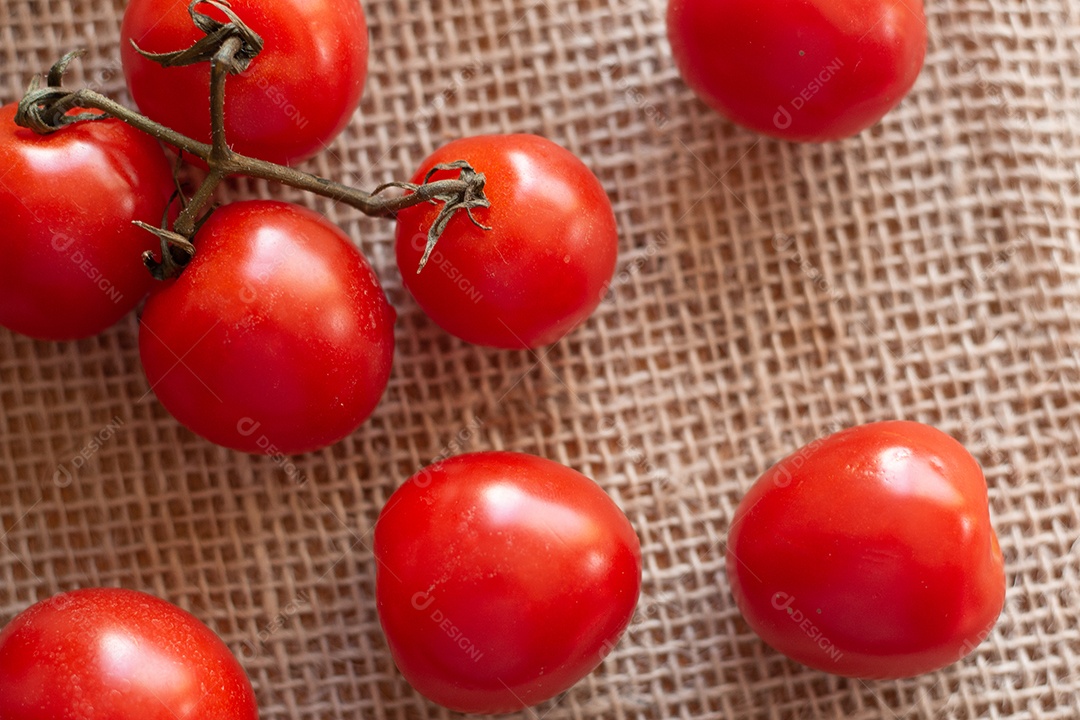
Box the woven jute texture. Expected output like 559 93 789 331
2 0 1079 717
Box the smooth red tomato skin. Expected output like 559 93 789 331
121 0 368 165
667 0 927 141
139 200 395 455
0 104 173 340
375 452 642 713
0 588 257 720
395 135 619 349
727 421 1006 679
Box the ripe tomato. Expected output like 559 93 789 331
394 135 619 349
120 0 368 165
727 421 1006 679
374 452 641 713
0 104 173 340
139 200 395 455
0 588 257 720
667 0 927 141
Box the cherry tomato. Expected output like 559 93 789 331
394 134 619 349
0 104 173 340
121 0 368 166
139 200 395 455
374 451 641 713
667 0 927 141
0 588 257 720
726 420 1006 679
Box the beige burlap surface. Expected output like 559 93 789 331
2 0 1079 717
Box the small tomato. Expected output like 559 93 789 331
727 420 1006 678
375 451 642 713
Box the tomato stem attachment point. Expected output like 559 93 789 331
16 52 110 134
373 161 491 273
137 222 197 281
129 0 263 74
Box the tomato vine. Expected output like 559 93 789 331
15 0 491 280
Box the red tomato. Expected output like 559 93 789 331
667 0 927 141
394 135 619 349
120 0 368 165
0 588 257 720
0 103 173 340
139 200 395 455
374 452 641 713
727 420 1006 679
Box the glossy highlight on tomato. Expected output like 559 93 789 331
395 134 619 349
121 0 368 165
374 452 642 713
0 588 258 720
726 420 1006 679
667 0 928 141
139 200 395 455
0 103 173 341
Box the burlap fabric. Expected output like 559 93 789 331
1 0 1078 717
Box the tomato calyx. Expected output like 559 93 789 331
374 160 491 273
129 0 264 75
135 222 198 281
15 2 492 282
16 52 109 134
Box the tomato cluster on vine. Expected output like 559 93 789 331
2 0 622 453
